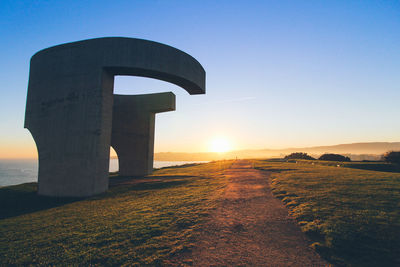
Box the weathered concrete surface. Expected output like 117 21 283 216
111 92 175 176
25 37 205 197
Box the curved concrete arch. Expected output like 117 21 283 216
25 37 205 197
28 37 205 95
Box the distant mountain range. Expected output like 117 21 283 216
154 142 400 161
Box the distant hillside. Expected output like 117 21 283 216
154 142 400 161
282 142 400 155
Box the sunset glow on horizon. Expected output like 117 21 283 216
209 137 232 153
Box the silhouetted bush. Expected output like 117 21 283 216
284 152 315 160
383 151 400 164
319 153 351 162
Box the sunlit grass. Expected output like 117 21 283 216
3 159 398 266
0 161 233 265
253 159 400 266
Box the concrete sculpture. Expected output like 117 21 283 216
111 92 175 176
25 37 205 197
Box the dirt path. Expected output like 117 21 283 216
172 160 328 266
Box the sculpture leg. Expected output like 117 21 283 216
112 114 155 176
111 93 175 176
25 71 114 197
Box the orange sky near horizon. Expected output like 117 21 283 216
0 136 234 159
0 143 37 159
2 135 400 159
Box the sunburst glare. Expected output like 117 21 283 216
209 137 232 153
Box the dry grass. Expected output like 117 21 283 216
0 161 233 265
253 159 400 266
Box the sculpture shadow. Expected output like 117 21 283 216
109 175 195 186
1 175 195 220
97 176 193 199
0 183 81 220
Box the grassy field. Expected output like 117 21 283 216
2 159 399 266
0 161 233 265
253 159 400 266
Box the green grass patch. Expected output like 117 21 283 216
0 160 233 265
253 159 400 266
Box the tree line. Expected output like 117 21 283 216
283 151 400 164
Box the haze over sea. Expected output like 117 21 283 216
0 159 206 187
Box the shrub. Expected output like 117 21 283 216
284 152 315 160
383 151 400 164
318 153 351 162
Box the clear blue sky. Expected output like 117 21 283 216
0 0 399 157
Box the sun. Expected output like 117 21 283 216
209 137 232 153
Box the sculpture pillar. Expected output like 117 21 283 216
111 92 175 176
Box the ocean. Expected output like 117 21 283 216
0 159 206 187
